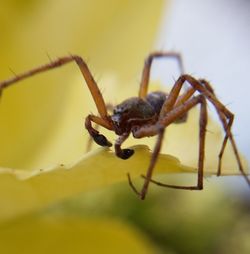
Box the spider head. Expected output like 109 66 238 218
111 97 155 135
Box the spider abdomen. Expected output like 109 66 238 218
146 91 167 115
146 91 188 123
114 97 155 118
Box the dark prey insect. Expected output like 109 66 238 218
0 52 249 200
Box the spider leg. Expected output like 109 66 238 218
217 116 233 176
129 80 200 198
157 74 249 185
127 129 165 198
0 55 109 120
142 95 207 192
175 87 196 107
0 55 116 149
177 78 232 176
139 51 184 99
133 77 185 139
133 74 221 138
129 95 207 199
182 75 249 184
198 79 233 176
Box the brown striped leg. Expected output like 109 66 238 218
129 95 207 199
160 75 249 185
198 79 248 182
128 129 165 199
139 51 184 99
142 95 207 194
0 55 110 120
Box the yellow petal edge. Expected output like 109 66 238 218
0 144 246 223
0 145 193 221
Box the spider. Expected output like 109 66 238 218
0 52 249 200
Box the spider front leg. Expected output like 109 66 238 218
129 95 207 200
0 55 117 150
0 55 109 119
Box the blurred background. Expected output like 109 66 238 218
0 0 250 253
155 0 250 164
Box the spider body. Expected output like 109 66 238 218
111 91 187 144
111 96 156 136
111 92 165 136
110 92 167 160
146 91 167 115
0 52 249 199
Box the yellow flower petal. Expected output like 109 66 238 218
0 1 248 229
0 145 196 222
0 0 166 168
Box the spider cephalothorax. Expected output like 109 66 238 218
111 91 187 138
112 97 155 135
0 52 249 200
111 94 162 136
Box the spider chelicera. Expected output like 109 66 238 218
0 52 249 200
